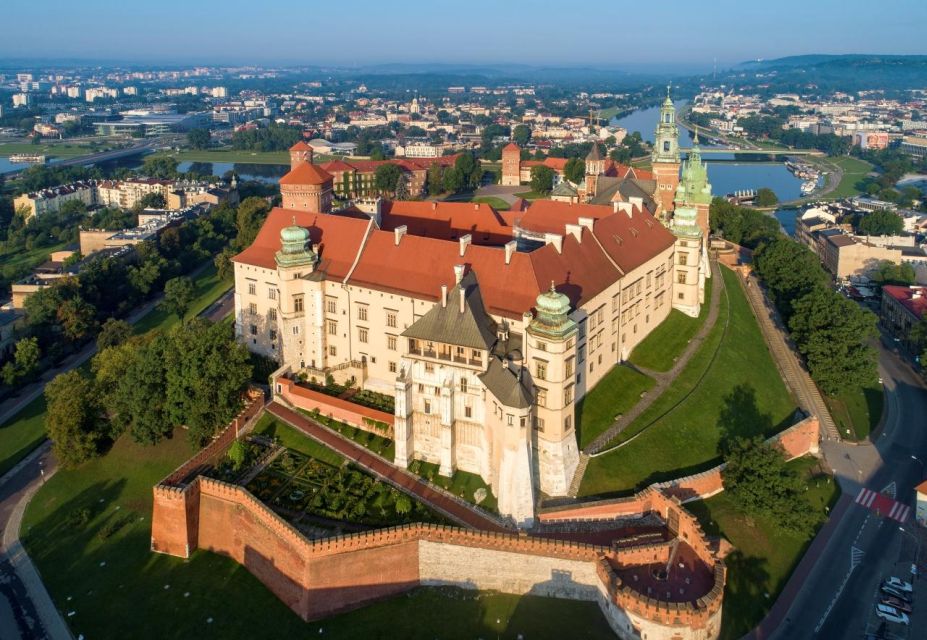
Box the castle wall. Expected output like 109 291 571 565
275 375 394 437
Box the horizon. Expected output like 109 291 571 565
3 0 926 70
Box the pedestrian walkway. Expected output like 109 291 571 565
266 401 510 532
854 487 911 523
583 257 724 456
741 271 839 439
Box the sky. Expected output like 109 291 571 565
2 0 926 71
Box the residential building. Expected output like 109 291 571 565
881 285 927 355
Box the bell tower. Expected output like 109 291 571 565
289 140 313 170
651 85 681 218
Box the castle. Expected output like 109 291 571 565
232 90 711 526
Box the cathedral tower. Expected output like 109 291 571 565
651 86 681 217
501 142 522 186
584 143 604 201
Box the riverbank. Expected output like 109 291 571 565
149 149 334 165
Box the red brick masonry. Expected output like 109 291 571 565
275 376 394 437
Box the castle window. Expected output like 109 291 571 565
387 335 397 351
535 340 546 351
425 363 434 373
269 329 277 341
565 385 574 405
248 282 256 295
534 417 545 432
268 308 277 322
520 417 527 428
536 387 547 408
663 141 670 152
358 327 368 343
268 287 277 300
565 357 575 378
678 292 685 300
327 320 337 335
249 324 257 335
564 415 573 431
677 272 687 285
326 298 337 314
389 361 397 373
679 253 688 266
464 406 472 418
294 296 304 313
424 400 431 414
460 378 468 393
386 311 397 328
249 302 257 315
507 414 514 426
293 326 299 335
329 345 337 356
535 361 547 380
357 306 368 321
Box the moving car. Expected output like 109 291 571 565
875 604 909 625
884 576 913 593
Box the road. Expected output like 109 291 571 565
760 335 927 640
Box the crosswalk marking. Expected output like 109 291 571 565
854 487 911 523
882 481 897 499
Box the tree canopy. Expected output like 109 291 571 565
530 166 554 195
857 210 904 236
564 157 586 185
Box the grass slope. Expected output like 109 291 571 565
629 277 713 372
826 380 883 441
685 456 839 640
576 365 655 449
826 156 874 199
580 268 798 496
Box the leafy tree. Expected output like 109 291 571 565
97 318 132 351
45 370 102 468
137 192 167 210
114 333 171 444
564 157 586 184
871 261 915 286
427 162 444 196
235 197 271 249
722 436 820 536
127 254 166 297
754 237 829 321
231 123 303 152
374 164 402 195
788 286 878 395
857 210 904 236
187 128 211 150
163 276 195 322
228 439 247 470
529 166 554 195
754 187 779 207
709 197 781 249
512 124 531 147
3 337 41 385
442 167 463 193
214 247 236 281
142 156 178 179
57 297 98 341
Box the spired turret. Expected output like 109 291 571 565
652 85 680 165
275 219 317 269
529 282 577 339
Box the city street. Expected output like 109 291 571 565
767 336 927 640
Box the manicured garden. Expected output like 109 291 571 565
299 407 395 460
580 267 798 496
575 365 655 449
628 276 713 372
685 456 839 640
408 458 498 513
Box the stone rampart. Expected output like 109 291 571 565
274 375 394 437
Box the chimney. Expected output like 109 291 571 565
459 287 465 313
577 216 594 231
504 240 517 265
459 233 472 257
544 233 563 254
453 264 465 284
432 201 437 210
474 203 479 210
394 225 407 245
441 284 448 307
613 201 620 213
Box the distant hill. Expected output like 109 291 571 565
730 54 927 92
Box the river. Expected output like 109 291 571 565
611 103 806 202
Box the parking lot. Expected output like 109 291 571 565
861 532 926 639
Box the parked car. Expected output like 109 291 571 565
875 604 909 625
884 577 914 593
881 585 912 602
881 596 912 614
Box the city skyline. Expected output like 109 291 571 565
3 0 926 69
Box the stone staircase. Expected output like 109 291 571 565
567 453 591 498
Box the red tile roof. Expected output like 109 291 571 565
280 162 333 186
235 198 674 318
883 285 927 320
503 142 521 153
289 141 311 151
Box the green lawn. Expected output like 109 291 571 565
826 156 874 199
471 196 512 210
253 412 345 467
0 262 231 477
0 395 47 477
629 277 713 372
580 267 798 496
685 456 839 640
826 380 883 441
576 365 655 449
22 426 611 639
151 149 335 165
0 141 113 158
408 458 498 513
1 240 70 289
133 264 231 334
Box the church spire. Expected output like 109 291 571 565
652 85 679 165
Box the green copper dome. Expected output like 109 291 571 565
528 282 577 340
280 224 310 252
275 218 317 268
536 282 571 316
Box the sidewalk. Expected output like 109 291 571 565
267 401 510 532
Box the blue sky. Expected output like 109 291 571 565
3 0 925 70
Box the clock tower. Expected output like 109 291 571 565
651 86 681 218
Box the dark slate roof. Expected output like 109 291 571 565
478 357 533 409
586 143 603 162
402 269 498 350
590 176 657 210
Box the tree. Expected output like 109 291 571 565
442 167 463 193
163 276 195 322
142 156 178 179
45 370 102 468
788 286 878 395
721 436 820 536
13 337 40 382
374 164 402 195
228 439 247 470
395 493 412 515
529 166 554 195
512 124 531 147
236 197 271 249
187 128 211 150
214 247 236 281
137 192 166 210
564 157 586 184
97 318 132 351
128 254 166 297
754 237 829 321
871 261 916 286
754 187 779 207
427 162 444 196
857 210 904 236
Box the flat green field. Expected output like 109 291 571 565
0 141 112 158
685 456 839 640
629 277 713 372
825 156 874 199
579 268 798 496
254 412 345 467
471 196 512 210
23 422 615 639
0 263 231 477
576 365 655 449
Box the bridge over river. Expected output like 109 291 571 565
0 140 161 178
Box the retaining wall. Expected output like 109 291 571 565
274 376 394 437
